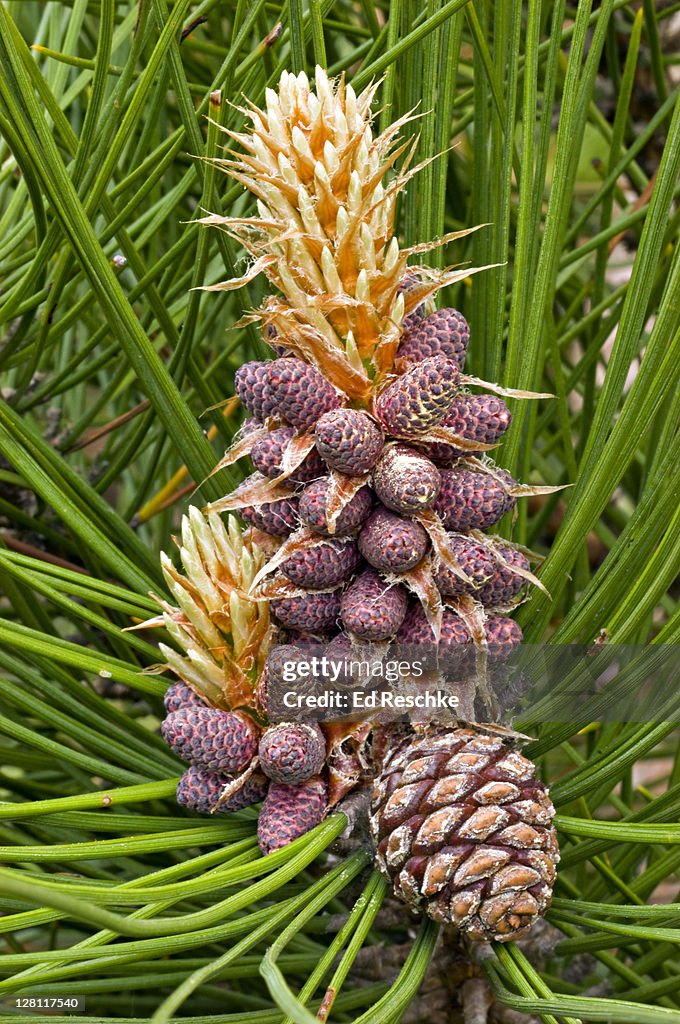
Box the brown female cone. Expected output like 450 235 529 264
370 725 559 941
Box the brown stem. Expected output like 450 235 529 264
1 535 89 574
65 400 151 452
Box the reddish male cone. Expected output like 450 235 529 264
251 427 325 482
434 535 496 596
396 308 470 370
375 357 460 436
299 478 373 537
372 445 441 515
163 681 206 715
258 722 326 783
241 498 300 537
234 361 275 420
358 509 429 573
397 605 472 647
176 765 268 813
281 540 361 590
478 546 530 607
434 467 516 531
258 777 328 854
266 358 342 429
315 409 384 475
485 615 523 656
161 707 259 774
428 394 512 464
271 589 342 633
340 569 408 641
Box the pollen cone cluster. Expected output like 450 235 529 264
149 67 559 940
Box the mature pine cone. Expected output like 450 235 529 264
372 445 441 515
396 308 470 371
314 408 384 475
370 725 559 942
375 357 460 436
258 776 328 854
266 357 342 429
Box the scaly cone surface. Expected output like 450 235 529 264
147 68 560 944
370 725 559 942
